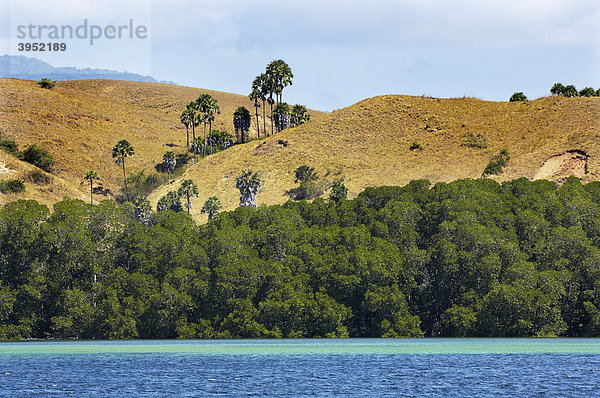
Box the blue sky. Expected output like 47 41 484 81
1 0 599 111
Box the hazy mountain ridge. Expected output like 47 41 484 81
0 55 176 84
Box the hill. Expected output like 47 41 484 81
0 55 175 84
150 94 600 221
1 77 598 221
0 78 320 207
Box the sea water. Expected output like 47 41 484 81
0 339 599 397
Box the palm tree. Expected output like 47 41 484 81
273 103 291 132
253 74 270 137
266 60 293 105
162 151 176 180
267 96 275 136
157 190 182 212
84 169 99 205
236 169 262 208
180 108 194 150
249 87 262 138
233 106 251 143
195 94 220 156
201 196 222 220
291 104 311 127
178 179 198 214
112 139 134 201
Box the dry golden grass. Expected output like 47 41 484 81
1 77 599 223
149 94 599 222
0 78 320 207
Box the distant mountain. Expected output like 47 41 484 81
0 55 176 84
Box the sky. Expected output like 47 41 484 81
1 0 599 111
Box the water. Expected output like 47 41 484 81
0 339 599 397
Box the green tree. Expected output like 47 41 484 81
201 196 222 220
236 169 262 207
563 85 579 98
112 139 135 201
249 87 262 138
291 104 311 127
37 78 56 89
178 179 198 214
162 151 176 180
196 94 220 156
509 92 527 102
157 191 183 212
551 83 565 95
252 73 270 137
180 108 194 150
579 87 596 97
84 170 99 205
266 60 293 105
294 165 319 183
273 103 291 132
233 106 251 143
330 179 348 202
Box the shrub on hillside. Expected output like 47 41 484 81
509 92 527 102
21 145 55 172
462 133 487 149
26 170 52 185
410 142 423 150
37 78 56 89
483 149 510 176
0 179 25 194
0 131 18 155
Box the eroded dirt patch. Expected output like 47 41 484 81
533 150 588 181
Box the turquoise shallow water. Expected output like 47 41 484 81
0 339 599 396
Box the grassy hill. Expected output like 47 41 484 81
0 78 319 207
150 94 600 221
1 77 599 222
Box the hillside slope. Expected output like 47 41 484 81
0 78 318 206
149 94 600 221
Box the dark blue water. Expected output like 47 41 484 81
0 340 599 397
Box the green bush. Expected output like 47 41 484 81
462 133 488 149
484 149 510 176
0 179 25 194
509 92 527 102
409 142 423 150
0 131 18 155
37 78 56 89
579 87 596 97
21 145 55 172
294 165 319 183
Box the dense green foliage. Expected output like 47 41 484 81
551 82 599 98
2 177 600 339
0 179 25 194
20 145 55 172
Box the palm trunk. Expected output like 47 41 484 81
270 102 274 136
122 158 129 201
203 122 207 157
89 180 93 205
209 120 213 155
255 106 260 139
186 125 189 150
262 100 266 136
